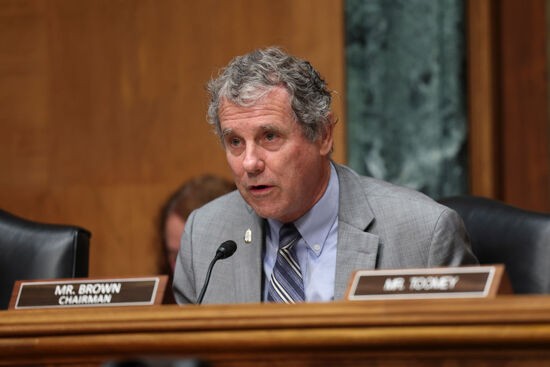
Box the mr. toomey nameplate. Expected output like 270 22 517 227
346 265 510 301
9 276 167 310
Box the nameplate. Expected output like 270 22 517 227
9 276 167 310
346 265 510 301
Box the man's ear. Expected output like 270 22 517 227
319 112 336 156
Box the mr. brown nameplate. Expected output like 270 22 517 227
346 265 510 301
9 276 167 310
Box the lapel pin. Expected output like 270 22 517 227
244 228 252 244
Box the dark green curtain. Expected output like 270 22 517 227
345 0 467 199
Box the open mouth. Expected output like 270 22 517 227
249 185 273 194
251 185 269 190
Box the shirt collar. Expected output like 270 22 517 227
268 162 339 256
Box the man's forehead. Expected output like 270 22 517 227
219 98 295 132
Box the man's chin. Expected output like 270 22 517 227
247 203 284 221
241 193 291 220
250 206 278 220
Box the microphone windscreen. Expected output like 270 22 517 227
216 240 237 259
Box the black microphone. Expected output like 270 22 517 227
197 240 237 304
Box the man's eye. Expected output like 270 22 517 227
228 137 242 147
224 136 245 155
264 132 279 142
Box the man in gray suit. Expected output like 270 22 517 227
173 47 478 305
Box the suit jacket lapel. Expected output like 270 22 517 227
231 205 265 303
334 164 380 300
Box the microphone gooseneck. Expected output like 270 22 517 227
197 240 237 304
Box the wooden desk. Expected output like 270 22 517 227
1 296 550 366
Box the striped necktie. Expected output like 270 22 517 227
267 223 305 303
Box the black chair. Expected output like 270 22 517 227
0 209 91 309
439 196 550 294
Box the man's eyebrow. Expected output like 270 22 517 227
221 124 283 139
221 128 233 138
261 124 283 133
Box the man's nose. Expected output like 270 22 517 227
242 144 265 174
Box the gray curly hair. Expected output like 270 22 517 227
207 47 333 142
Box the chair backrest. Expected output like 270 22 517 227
439 196 550 294
0 209 91 309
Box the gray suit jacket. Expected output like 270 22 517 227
173 164 478 304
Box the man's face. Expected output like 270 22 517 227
219 86 333 223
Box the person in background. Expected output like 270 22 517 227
173 46 478 305
159 174 235 303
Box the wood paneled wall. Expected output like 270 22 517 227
498 0 550 211
468 0 550 211
0 0 346 277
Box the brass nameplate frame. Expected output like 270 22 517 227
346 265 510 301
9 276 167 310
